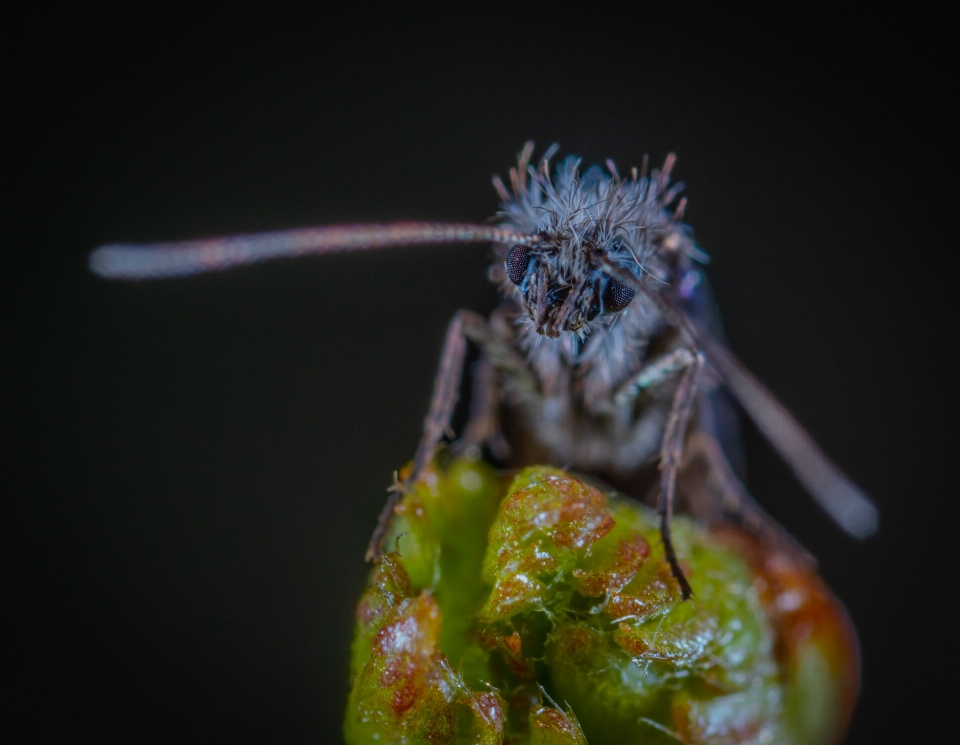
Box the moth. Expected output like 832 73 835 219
90 142 878 599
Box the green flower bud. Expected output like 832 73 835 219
345 460 858 744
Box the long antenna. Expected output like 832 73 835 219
90 222 538 280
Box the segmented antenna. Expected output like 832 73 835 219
90 222 538 280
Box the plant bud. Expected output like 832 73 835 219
345 460 858 744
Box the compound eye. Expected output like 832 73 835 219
506 245 530 285
603 278 636 313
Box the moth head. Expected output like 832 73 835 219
504 238 636 338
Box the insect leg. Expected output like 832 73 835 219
659 350 705 601
366 310 528 562
455 311 543 460
366 310 475 561
613 347 696 407
459 354 509 460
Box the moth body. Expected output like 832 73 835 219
88 142 879 596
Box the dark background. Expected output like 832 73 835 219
6 6 954 743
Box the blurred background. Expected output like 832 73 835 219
5 6 953 743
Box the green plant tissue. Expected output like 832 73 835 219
345 459 858 745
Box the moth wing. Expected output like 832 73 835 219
601 257 879 538
690 318 879 538
676 271 747 481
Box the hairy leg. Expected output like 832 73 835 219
366 310 536 562
458 354 509 460
366 311 475 561
613 347 696 407
658 351 705 600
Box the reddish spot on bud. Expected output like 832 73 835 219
614 621 650 656
374 553 413 599
572 534 650 596
391 680 418 715
604 561 682 624
531 705 587 743
477 571 547 622
463 691 507 731
496 471 615 552
355 598 377 625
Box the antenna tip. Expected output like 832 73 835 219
88 245 121 277
839 496 880 539
89 244 170 280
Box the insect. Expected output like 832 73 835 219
90 142 878 599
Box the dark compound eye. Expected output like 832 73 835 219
603 278 636 313
506 245 530 285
